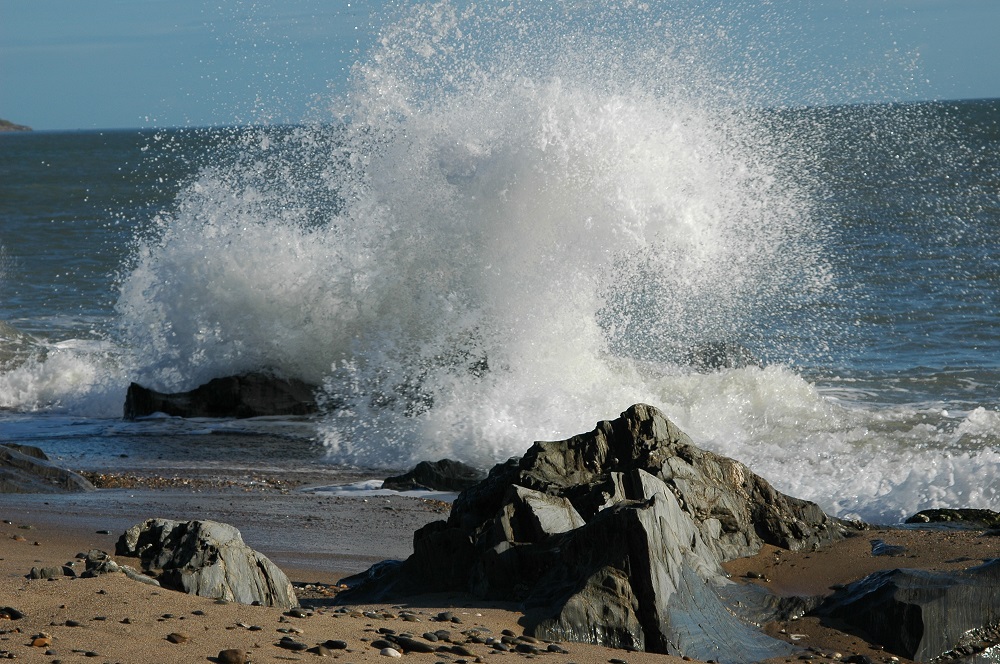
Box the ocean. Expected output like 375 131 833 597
2 3 999 524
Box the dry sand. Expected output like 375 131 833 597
3 482 999 664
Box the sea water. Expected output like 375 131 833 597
1 2 999 523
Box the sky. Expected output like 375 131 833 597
2 0 999 131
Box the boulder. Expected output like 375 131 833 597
382 459 486 492
338 404 852 662
116 518 297 608
0 444 95 493
905 508 1000 529
123 372 318 419
816 559 1000 661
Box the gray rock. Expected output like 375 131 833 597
905 508 1000 529
339 404 853 662
383 459 486 492
816 559 1000 661
116 518 297 608
0 444 95 493
123 372 318 419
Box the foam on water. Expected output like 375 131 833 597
3 2 1000 523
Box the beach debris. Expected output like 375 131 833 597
338 404 856 663
116 518 298 608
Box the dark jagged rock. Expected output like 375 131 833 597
382 459 486 492
338 404 853 663
123 372 318 419
905 508 1000 529
0 444 95 493
116 518 297 608
816 559 1000 661
685 341 762 372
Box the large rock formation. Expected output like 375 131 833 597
116 518 297 608
339 404 853 663
817 560 1000 662
0 444 95 493
124 372 318 419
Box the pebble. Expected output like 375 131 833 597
218 648 249 664
515 643 540 654
277 636 309 651
166 632 190 644
381 647 403 657
547 644 570 654
30 634 53 648
323 639 349 650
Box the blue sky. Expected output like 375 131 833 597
2 0 999 131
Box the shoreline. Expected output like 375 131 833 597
4 467 1000 663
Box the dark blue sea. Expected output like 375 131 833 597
2 4 999 523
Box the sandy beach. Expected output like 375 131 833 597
4 472 1000 664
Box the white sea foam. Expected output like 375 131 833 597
4 2 999 524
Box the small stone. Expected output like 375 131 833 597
515 643 539 654
277 636 309 651
381 647 403 657
167 632 190 644
218 648 249 664
323 639 348 650
31 635 52 648
547 644 569 654
192 610 206 616
65 620 81 627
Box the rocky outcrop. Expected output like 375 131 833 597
0 444 95 493
383 459 486 492
0 118 31 132
905 508 1000 529
116 518 297 608
339 404 852 663
816 560 1000 661
123 372 318 419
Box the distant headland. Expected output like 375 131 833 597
0 118 32 132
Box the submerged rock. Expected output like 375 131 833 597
382 459 486 492
685 341 762 372
123 372 318 419
817 559 1000 661
0 444 95 493
116 518 298 608
339 404 852 663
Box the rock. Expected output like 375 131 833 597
383 459 486 492
28 565 73 580
217 648 248 664
339 404 853 663
816 559 1000 661
869 539 907 557
166 632 190 644
905 508 1000 529
116 518 297 608
0 444 95 493
123 372 318 419
277 636 309 651
685 341 762 372
0 607 24 620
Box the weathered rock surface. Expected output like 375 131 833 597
383 459 486 492
905 508 1000 529
123 372 318 419
816 559 1000 661
116 518 297 608
0 444 95 493
339 404 852 663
